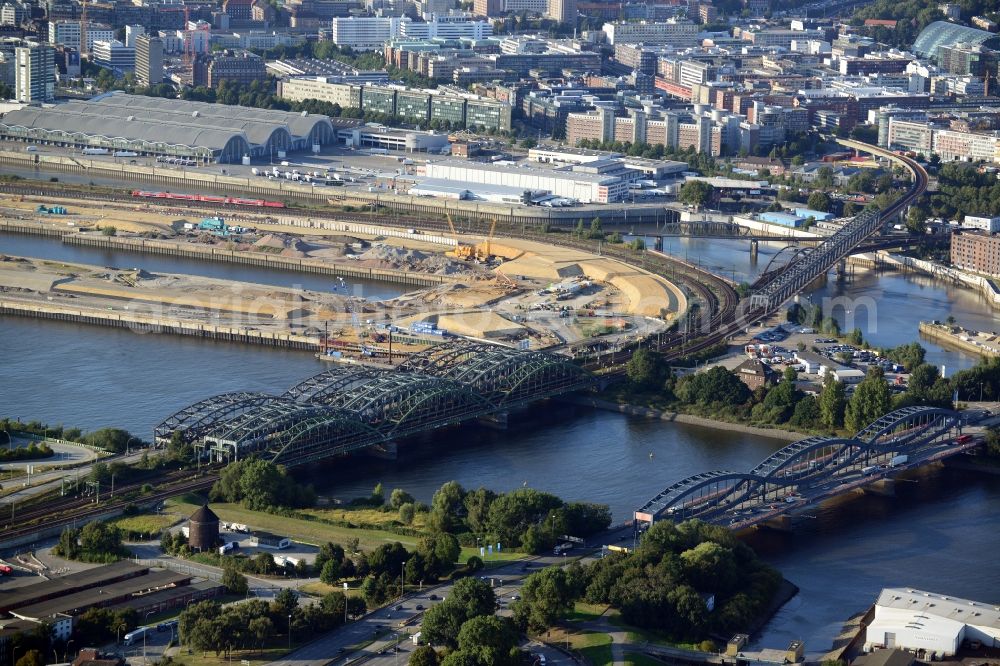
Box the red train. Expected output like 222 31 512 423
130 190 285 208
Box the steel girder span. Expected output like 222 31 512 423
399 342 595 406
285 366 497 437
196 397 382 463
635 406 960 524
154 391 280 444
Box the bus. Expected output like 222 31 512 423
124 627 149 645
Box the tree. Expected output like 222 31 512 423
513 567 576 632
884 342 926 372
410 645 440 666
454 615 520 665
815 166 834 189
101 226 117 237
819 373 847 429
429 481 466 533
15 650 44 666
626 348 665 390
418 532 462 578
806 191 831 213
845 366 892 433
372 482 385 505
399 502 416 525
678 180 714 209
390 488 414 509
320 559 343 585
221 566 249 595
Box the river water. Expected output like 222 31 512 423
2 232 999 655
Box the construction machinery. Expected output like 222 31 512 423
445 214 476 260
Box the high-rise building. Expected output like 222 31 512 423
15 43 55 102
135 34 163 84
545 0 576 25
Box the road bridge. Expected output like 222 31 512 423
634 406 981 531
154 342 594 466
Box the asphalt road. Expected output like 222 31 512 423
270 526 637 666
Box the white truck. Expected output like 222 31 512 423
890 454 909 467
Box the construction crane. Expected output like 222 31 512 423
475 218 498 263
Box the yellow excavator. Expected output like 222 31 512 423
474 218 498 263
445 213 476 260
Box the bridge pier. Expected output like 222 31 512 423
477 411 509 430
864 478 895 497
367 441 398 460
654 236 663 252
750 239 759 261
762 515 793 532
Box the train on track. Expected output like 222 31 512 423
130 190 285 208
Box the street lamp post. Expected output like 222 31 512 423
144 610 155 666
287 614 292 650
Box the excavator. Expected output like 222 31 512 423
445 213 476 261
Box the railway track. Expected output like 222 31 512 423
0 468 220 545
0 180 742 358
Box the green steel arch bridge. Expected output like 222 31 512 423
154 342 594 467
634 406 983 532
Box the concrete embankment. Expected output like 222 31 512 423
0 297 321 350
918 321 1000 358
0 218 460 288
563 395 806 441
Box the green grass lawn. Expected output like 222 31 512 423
112 513 176 537
171 645 299 666
165 495 526 566
568 601 609 622
547 628 614 666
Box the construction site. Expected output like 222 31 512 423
0 192 683 356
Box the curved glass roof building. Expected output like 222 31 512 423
913 20 1000 59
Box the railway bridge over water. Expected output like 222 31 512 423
155 342 595 466
635 406 984 532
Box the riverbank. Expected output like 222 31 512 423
918 320 1000 358
564 395 806 442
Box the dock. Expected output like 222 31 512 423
918 320 1000 358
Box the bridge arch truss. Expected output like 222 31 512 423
635 407 962 525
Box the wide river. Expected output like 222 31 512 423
2 231 999 655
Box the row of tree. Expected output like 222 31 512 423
54 522 128 563
0 419 141 453
624 338 965 435
425 481 612 554
506 520 779 642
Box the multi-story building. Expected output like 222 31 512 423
0 2 26 26
91 39 135 73
399 15 491 40
545 0 576 25
48 20 113 52
601 19 699 46
206 50 266 87
422 159 629 203
739 27 825 49
951 230 1000 276
135 34 163 85
888 115 1000 162
493 50 600 76
938 42 996 76
330 16 403 50
15 42 54 102
472 0 504 15
279 77 357 105
612 43 656 75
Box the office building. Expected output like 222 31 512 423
15 43 54 103
48 20 114 52
135 34 163 85
602 19 699 46
205 50 266 87
330 16 403 50
546 0 576 25
91 40 135 74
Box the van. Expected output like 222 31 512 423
25 145 38 152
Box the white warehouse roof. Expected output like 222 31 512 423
865 588 1000 657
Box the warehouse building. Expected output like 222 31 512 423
421 159 629 203
864 587 1000 657
0 92 344 163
